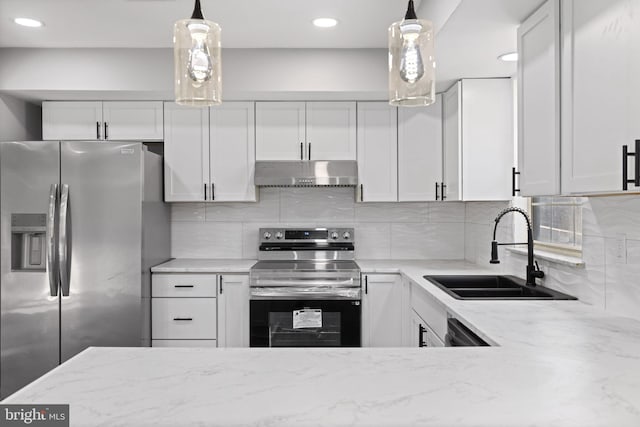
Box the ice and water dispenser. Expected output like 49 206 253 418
11 213 47 271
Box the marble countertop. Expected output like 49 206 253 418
151 258 258 273
6 259 640 426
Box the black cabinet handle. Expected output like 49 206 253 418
308 142 311 160
435 182 439 201
219 275 223 294
173 317 193 321
360 184 364 202
419 324 426 348
300 142 303 160
174 285 194 288
211 182 215 201
441 183 447 200
104 122 109 140
204 183 207 201
364 275 368 294
512 167 521 196
622 140 640 190
96 121 101 139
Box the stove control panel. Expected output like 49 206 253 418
259 228 354 243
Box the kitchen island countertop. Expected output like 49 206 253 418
5 259 640 426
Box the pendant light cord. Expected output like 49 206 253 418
191 0 204 19
404 0 418 20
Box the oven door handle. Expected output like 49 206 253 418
250 286 361 300
251 278 358 287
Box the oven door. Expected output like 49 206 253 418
250 300 361 347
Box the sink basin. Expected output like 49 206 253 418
423 275 577 300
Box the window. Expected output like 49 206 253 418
530 197 585 255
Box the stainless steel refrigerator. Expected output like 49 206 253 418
0 140 171 399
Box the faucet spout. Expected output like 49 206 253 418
490 207 544 286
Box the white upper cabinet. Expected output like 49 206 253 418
163 103 209 202
255 102 306 160
357 102 398 202
102 101 164 141
164 102 256 203
255 102 356 161
42 101 163 141
42 101 103 140
561 0 640 194
306 102 357 160
209 102 256 202
443 79 514 201
443 83 462 201
517 0 561 196
398 94 443 201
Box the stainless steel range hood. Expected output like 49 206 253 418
254 160 358 187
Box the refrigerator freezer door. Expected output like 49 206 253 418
59 141 143 362
1 141 61 399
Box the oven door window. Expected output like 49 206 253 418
250 300 361 347
269 310 340 347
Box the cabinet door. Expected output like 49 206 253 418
217 274 250 348
442 82 462 201
362 274 403 347
306 102 357 160
461 79 513 201
561 0 640 194
42 101 103 140
398 95 443 201
356 103 398 202
209 102 256 202
255 102 306 160
102 101 163 141
518 0 561 196
163 102 209 202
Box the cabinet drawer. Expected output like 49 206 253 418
152 340 217 348
411 282 448 342
152 274 217 297
152 298 217 339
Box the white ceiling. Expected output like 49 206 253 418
0 0 545 93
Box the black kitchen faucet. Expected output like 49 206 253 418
490 207 544 287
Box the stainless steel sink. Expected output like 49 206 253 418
423 275 577 300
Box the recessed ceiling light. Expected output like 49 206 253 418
14 17 44 28
312 18 338 28
498 52 518 62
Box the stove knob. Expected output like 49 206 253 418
263 231 272 240
330 232 339 240
275 231 284 240
343 231 351 240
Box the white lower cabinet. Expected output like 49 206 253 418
217 274 250 348
152 298 217 340
411 310 444 348
410 281 448 344
151 272 250 348
362 274 403 347
151 273 218 347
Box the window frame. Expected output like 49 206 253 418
528 197 583 258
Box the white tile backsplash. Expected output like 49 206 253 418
171 188 466 261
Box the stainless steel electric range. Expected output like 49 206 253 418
249 227 361 347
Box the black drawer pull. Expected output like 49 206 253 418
174 285 194 288
512 167 521 196
173 317 193 321
622 140 640 190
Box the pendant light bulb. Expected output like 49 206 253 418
174 0 222 107
388 0 435 107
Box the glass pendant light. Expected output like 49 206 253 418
174 0 221 106
388 0 435 107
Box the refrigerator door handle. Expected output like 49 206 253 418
46 184 59 297
59 184 71 296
